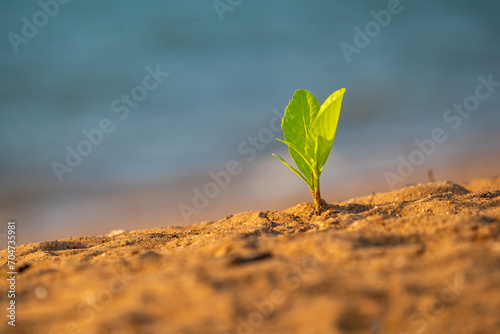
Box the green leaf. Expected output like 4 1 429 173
275 139 314 172
272 154 312 187
273 88 346 194
280 89 320 185
311 88 346 171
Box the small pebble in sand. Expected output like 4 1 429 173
231 252 272 265
108 229 127 237
34 285 48 300
71 242 87 249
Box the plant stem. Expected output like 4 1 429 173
311 172 323 214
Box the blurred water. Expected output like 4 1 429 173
1 0 499 243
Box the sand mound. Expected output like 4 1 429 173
1 178 500 333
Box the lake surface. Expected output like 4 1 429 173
1 0 499 243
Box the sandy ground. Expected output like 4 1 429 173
1 177 500 333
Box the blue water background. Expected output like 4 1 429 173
0 0 499 242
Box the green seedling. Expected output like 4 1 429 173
273 88 346 214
